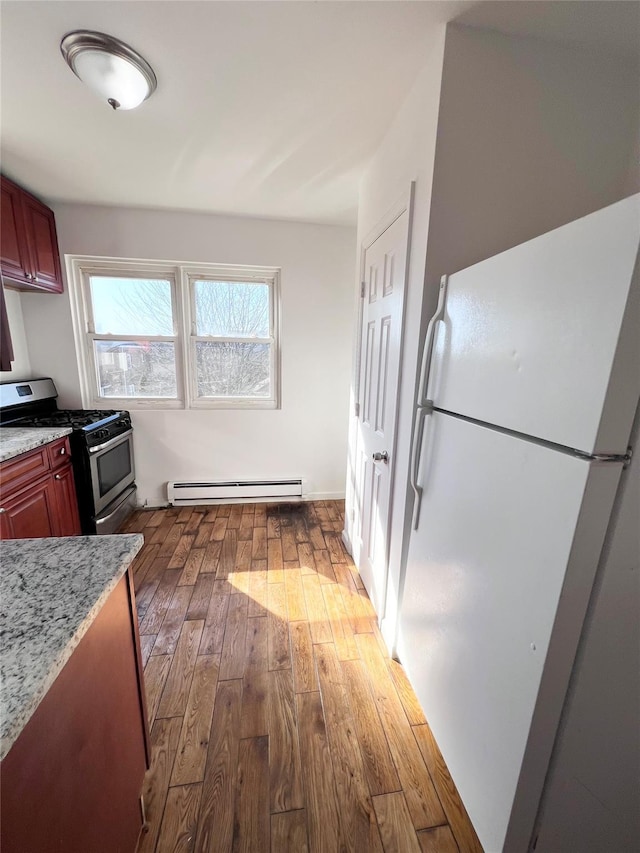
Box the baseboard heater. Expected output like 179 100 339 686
167 478 304 505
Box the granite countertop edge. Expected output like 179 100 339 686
0 426 74 463
0 533 144 761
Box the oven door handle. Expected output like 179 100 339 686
88 428 133 454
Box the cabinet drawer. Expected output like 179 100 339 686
0 446 50 496
48 437 72 470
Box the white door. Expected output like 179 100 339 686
353 211 408 616
397 411 623 853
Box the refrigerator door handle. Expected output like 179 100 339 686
416 274 448 407
410 403 431 530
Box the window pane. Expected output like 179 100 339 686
194 280 269 338
90 277 174 336
196 341 270 398
94 340 177 398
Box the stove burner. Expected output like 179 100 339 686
21 409 122 430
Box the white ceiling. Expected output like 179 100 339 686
0 0 472 225
2 2 636 226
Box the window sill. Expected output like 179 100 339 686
89 398 280 411
189 398 280 411
91 398 184 411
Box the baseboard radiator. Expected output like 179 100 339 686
167 479 304 505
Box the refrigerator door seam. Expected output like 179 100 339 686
576 447 633 467
433 406 633 463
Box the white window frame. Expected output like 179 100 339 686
186 269 280 409
67 255 281 410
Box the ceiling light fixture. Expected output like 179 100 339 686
60 30 156 111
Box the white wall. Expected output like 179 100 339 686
1 287 32 380
21 205 356 505
424 24 640 293
345 30 448 649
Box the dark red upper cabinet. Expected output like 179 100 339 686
0 178 31 285
1 176 63 294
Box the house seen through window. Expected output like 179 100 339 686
74 259 280 409
91 276 178 399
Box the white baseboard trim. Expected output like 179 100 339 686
304 491 346 501
341 527 354 558
138 492 345 510
380 616 400 661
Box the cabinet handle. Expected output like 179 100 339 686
59 448 66 455
0 508 6 514
54 474 62 480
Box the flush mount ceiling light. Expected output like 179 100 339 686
60 30 156 110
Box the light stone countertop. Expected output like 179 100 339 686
0 426 74 463
0 534 144 760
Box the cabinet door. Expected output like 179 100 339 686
0 573 149 853
51 464 81 536
21 194 63 293
0 477 56 539
0 177 30 285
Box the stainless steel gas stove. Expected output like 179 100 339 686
0 378 137 534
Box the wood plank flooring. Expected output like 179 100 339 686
125 501 482 853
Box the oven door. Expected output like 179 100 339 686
89 429 136 515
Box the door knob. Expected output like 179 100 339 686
372 451 389 463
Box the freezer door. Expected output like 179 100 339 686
397 412 622 853
428 194 640 455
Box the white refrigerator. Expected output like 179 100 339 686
396 194 640 853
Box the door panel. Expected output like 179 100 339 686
0 477 56 539
362 320 375 426
375 317 391 434
355 210 408 616
429 194 639 454
397 411 622 852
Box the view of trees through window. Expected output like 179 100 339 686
194 280 270 397
89 275 273 400
91 277 176 398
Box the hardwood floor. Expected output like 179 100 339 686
125 501 482 853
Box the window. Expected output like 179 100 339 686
70 258 280 409
89 275 179 399
190 277 274 401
